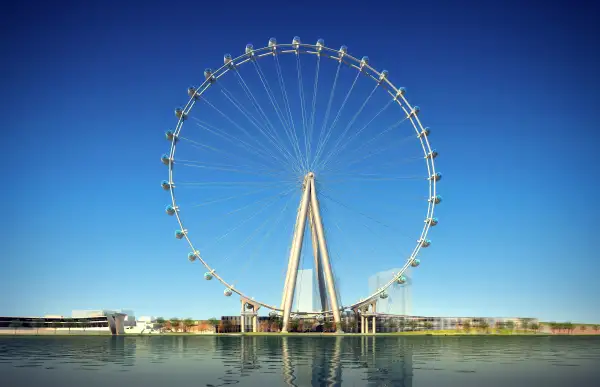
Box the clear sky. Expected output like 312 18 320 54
2 0 599 323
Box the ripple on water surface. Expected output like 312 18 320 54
1 336 600 386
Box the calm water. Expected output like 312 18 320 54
1 335 599 386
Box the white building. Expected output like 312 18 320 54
294 269 314 312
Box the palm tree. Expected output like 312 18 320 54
580 325 586 333
169 318 181 332
593 324 599 333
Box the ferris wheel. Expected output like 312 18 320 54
161 37 441 332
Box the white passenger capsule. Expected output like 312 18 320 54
316 38 324 51
204 272 213 280
204 68 214 82
379 292 388 299
430 172 442 182
245 43 254 55
418 127 430 138
360 56 369 67
224 54 234 68
419 238 431 248
224 288 233 297
174 108 187 120
429 195 443 204
165 205 176 216
426 217 438 226
268 37 277 48
411 106 421 116
268 311 278 318
292 36 301 49
339 45 348 57
187 87 199 99
161 154 171 166
379 70 389 82
426 149 438 159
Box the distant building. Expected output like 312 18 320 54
294 269 314 312
368 268 412 315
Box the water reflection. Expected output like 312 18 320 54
1 336 600 386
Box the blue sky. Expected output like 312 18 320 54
2 0 599 323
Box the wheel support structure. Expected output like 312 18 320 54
281 173 343 333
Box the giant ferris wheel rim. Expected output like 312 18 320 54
164 37 439 314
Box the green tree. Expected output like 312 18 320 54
495 321 505 333
350 320 358 333
33 318 45 335
397 319 406 332
208 318 219 332
183 318 195 333
323 320 332 333
505 321 515 333
593 324 599 333
407 320 418 331
580 325 586 332
478 320 489 334
9 320 22 335
423 322 433 331
530 323 540 333
462 321 471 333
222 319 232 333
388 320 397 332
520 318 532 332
169 318 181 332
156 317 166 332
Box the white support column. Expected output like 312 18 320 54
309 178 343 332
253 315 257 332
281 175 312 333
372 316 376 334
309 206 328 312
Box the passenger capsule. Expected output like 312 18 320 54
429 195 443 204
419 239 431 248
268 311 278 318
411 258 421 267
379 70 389 82
204 272 213 280
161 154 171 166
418 127 430 138
161 180 172 190
292 36 301 48
245 303 254 310
430 172 442 182
165 205 176 216
224 288 233 297
339 45 348 55
245 44 254 55
426 149 438 159
188 252 197 262
165 130 177 142
268 37 277 47
224 54 234 68
360 56 369 67
380 292 389 299
316 314 324 322
175 229 187 239
412 106 421 116
426 217 438 226
316 38 324 51
204 68 214 82
396 87 406 98
187 87 198 99
174 108 187 120
397 275 407 285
